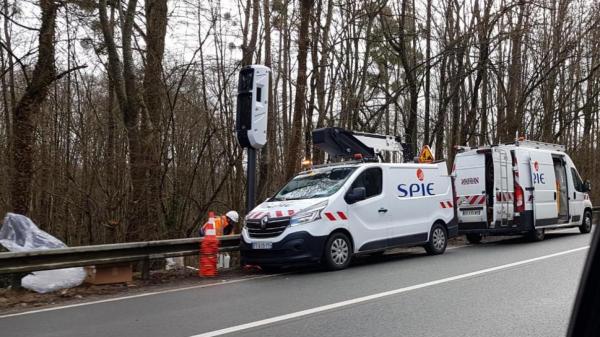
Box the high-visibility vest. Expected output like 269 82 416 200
202 215 233 236
214 216 223 236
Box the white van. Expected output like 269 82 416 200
240 161 458 270
453 140 593 243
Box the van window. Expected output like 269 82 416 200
571 168 584 192
272 167 357 201
349 167 382 199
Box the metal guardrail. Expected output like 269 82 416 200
0 235 240 275
1 207 599 276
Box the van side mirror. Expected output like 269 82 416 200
584 180 591 192
346 187 367 204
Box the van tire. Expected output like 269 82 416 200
579 211 592 234
425 223 447 255
323 232 352 270
527 228 545 242
466 233 483 244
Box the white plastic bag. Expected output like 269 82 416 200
0 213 86 293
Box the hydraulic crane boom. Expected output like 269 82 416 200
312 127 405 163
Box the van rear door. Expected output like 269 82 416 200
454 153 487 224
529 151 558 226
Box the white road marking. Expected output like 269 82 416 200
0 273 287 319
189 246 589 337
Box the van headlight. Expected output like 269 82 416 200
290 201 328 226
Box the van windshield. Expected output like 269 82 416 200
272 167 356 201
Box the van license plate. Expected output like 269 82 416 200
462 209 481 216
252 242 272 249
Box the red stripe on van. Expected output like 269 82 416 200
253 212 263 219
440 202 447 208
337 212 348 220
324 212 337 221
477 195 486 205
288 210 295 216
275 210 283 217
446 201 453 208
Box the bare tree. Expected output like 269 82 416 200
285 0 313 180
10 0 59 214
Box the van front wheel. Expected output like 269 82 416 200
323 232 352 270
579 211 592 234
425 223 447 255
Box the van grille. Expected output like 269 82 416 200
246 218 290 238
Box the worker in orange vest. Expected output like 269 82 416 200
200 210 239 237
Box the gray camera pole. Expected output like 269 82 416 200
246 147 257 211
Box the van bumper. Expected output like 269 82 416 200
458 211 534 235
240 231 328 267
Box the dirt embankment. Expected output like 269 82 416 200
0 267 264 315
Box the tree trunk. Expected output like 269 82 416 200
423 0 432 145
98 0 148 241
285 0 313 180
258 0 275 200
504 2 526 142
143 0 168 237
313 0 333 164
540 0 568 142
10 0 58 215
241 0 260 66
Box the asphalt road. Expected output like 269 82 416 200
0 228 593 337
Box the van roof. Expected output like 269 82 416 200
298 160 446 175
456 140 565 156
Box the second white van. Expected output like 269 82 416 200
453 139 593 243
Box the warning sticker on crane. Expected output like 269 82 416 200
418 145 435 163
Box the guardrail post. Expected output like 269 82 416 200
140 258 150 280
10 273 24 289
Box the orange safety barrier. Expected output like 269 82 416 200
199 212 219 277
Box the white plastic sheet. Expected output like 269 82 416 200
0 213 86 293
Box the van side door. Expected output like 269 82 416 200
568 166 586 224
345 167 390 252
529 151 558 227
388 166 444 244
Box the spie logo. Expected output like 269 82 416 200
398 169 435 197
532 161 546 184
416 168 425 181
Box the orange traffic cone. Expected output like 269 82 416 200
200 212 219 277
